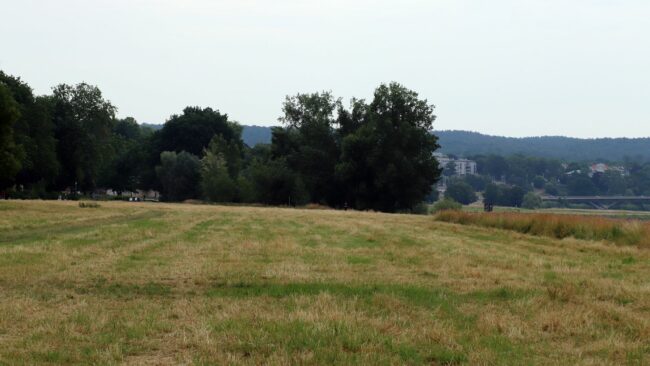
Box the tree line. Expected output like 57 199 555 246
0 71 441 212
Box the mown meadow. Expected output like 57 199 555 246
0 201 648 365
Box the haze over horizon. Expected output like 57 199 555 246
2 0 649 138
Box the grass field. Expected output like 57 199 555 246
0 200 648 365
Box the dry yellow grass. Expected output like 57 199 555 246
435 210 650 248
0 200 648 365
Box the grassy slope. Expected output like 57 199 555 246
0 201 648 365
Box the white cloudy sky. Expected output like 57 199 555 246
1 0 649 137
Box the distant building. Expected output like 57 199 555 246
434 153 477 176
434 153 478 192
588 163 627 177
590 163 608 174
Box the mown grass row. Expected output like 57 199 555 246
434 210 650 248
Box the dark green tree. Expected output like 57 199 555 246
336 83 441 212
532 175 546 189
602 171 627 196
275 92 341 205
0 83 22 190
0 72 59 191
249 158 309 206
483 183 501 206
485 155 508 180
567 174 598 196
463 174 491 191
544 183 559 196
113 117 141 140
157 107 242 157
204 134 243 179
499 186 525 207
98 117 149 193
156 151 200 201
444 179 477 205
200 151 236 202
52 83 116 191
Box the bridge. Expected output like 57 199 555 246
541 195 650 210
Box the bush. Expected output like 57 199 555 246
79 201 100 208
522 192 542 209
411 202 430 215
432 198 462 213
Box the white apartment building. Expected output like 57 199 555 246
434 153 477 176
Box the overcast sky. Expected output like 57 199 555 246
1 0 648 138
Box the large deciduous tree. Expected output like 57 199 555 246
0 83 22 190
51 83 116 191
337 83 441 212
157 107 242 157
199 135 243 202
0 72 59 190
274 92 341 205
156 151 201 202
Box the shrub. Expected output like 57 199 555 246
79 201 100 208
522 192 542 209
411 202 430 215
431 198 462 213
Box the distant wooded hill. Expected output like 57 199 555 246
435 131 650 162
142 124 650 162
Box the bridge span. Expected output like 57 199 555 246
541 195 650 210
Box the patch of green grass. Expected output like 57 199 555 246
30 350 73 363
346 255 373 265
77 279 172 298
0 252 45 266
208 318 467 364
63 236 99 248
341 234 380 248
128 217 167 230
0 210 163 245
183 219 217 241
478 335 528 365
626 346 648 365
621 256 636 265
206 281 477 330
465 287 537 304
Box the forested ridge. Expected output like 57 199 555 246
435 130 650 162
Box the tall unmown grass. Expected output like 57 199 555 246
435 210 650 247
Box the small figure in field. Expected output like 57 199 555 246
484 202 494 212
344 201 348 211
